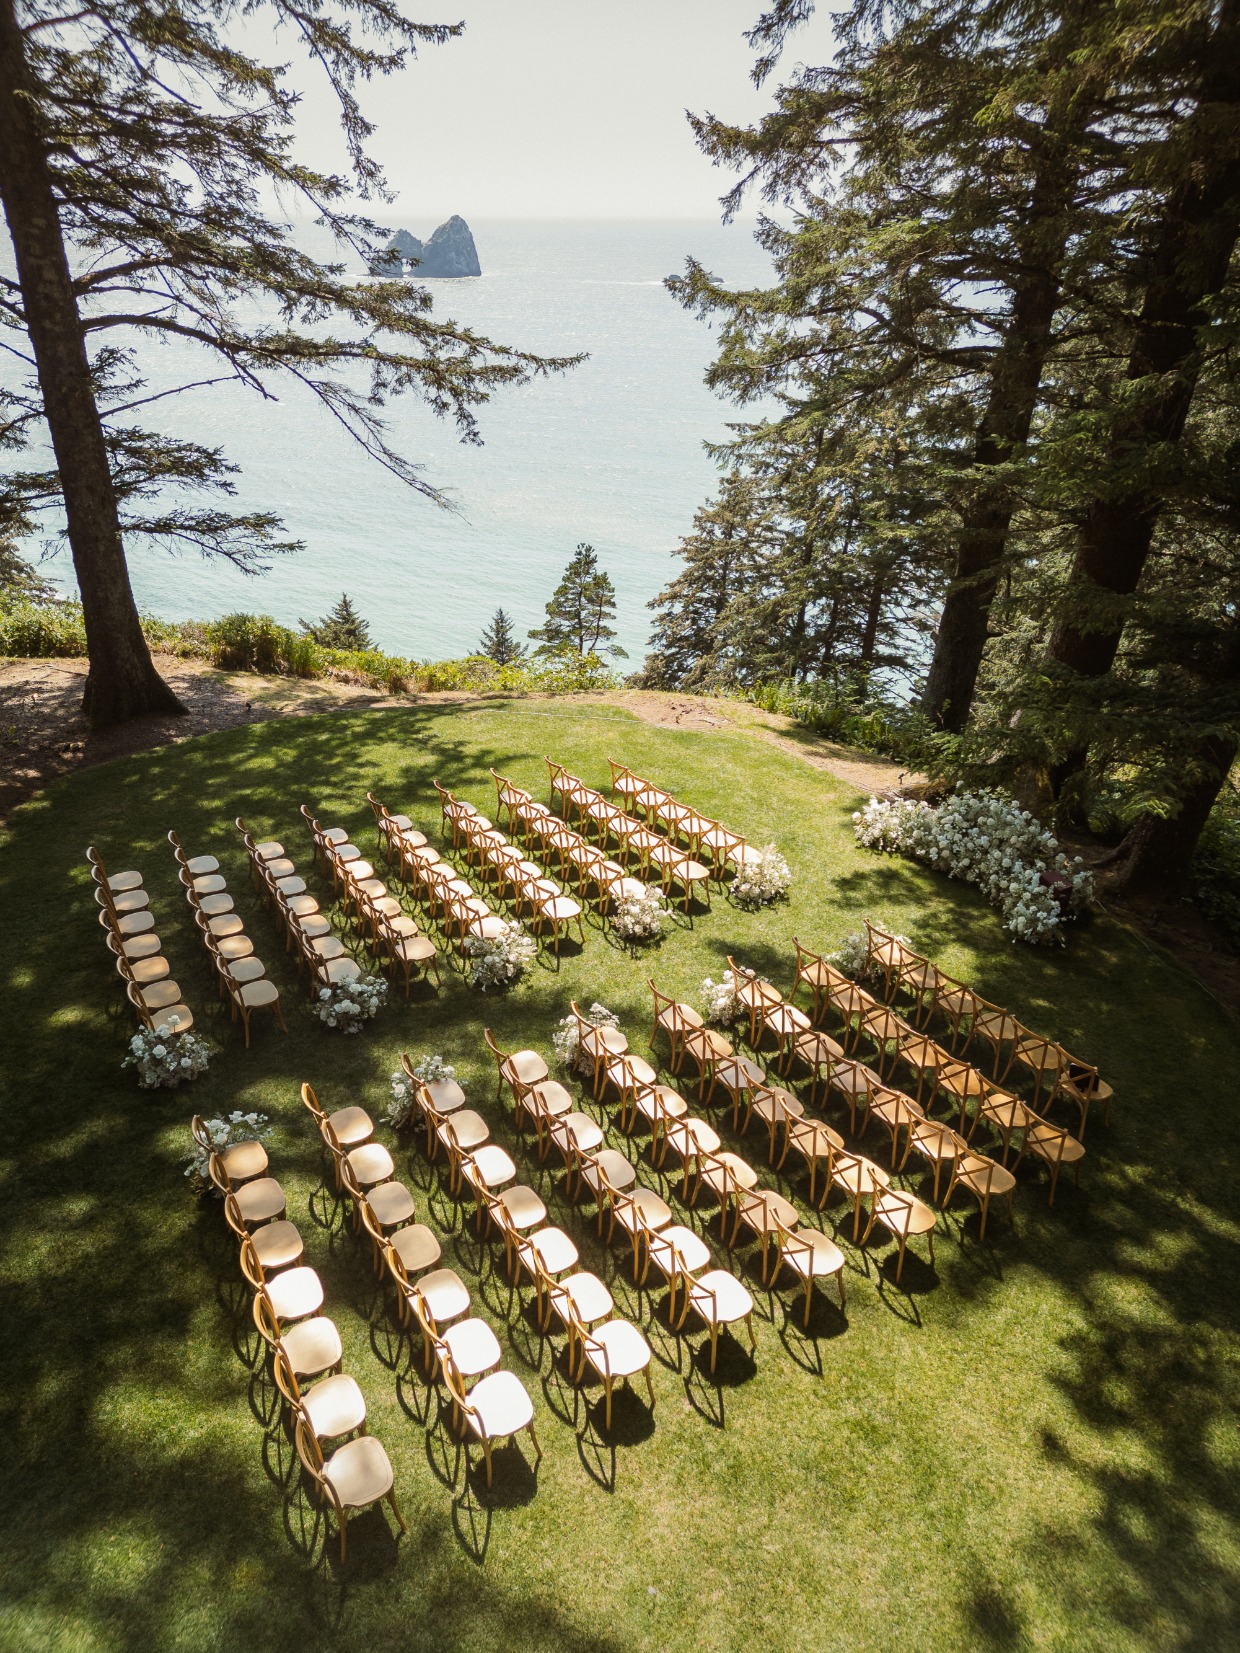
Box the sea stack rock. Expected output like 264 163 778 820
419 216 481 278
369 217 480 278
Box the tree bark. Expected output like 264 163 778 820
1046 0 1240 705
920 86 1089 732
0 0 183 727
1107 732 1237 896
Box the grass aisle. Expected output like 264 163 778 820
1 701 1237 1652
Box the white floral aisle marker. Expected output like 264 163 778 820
314 973 388 1032
387 1053 458 1129
611 883 669 944
184 1111 272 1195
124 1016 211 1089
464 921 537 990
553 1002 620 1076
730 844 792 910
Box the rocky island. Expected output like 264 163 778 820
369 215 481 278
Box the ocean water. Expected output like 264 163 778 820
39 220 773 663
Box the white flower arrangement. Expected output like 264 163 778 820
825 928 912 981
700 969 750 1027
611 882 669 943
123 1017 211 1089
553 1002 620 1073
184 1111 272 1194
853 791 1094 944
386 1053 457 1130
730 844 792 910
463 920 537 990
314 973 388 1032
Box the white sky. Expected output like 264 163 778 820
287 0 838 221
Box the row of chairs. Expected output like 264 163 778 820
395 1055 659 1426
376 798 538 961
299 1082 541 1486
857 924 1113 1130
543 762 713 910
169 832 286 1046
642 981 961 1279
784 943 1088 1202
303 810 441 995
237 816 363 993
196 1114 404 1561
435 784 586 954
606 758 765 880
88 845 195 1032
482 1016 772 1355
485 774 677 925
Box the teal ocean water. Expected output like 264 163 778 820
41 220 772 663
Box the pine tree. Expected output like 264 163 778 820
302 595 373 652
478 607 525 665
1043 0 1240 795
0 0 575 727
529 545 627 659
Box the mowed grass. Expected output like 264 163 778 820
1 699 1238 1653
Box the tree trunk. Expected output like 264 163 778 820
0 0 183 727
858 575 883 666
920 84 1088 732
1107 733 1237 896
1046 0 1240 713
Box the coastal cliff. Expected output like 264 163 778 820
369 216 481 278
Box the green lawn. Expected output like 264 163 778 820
2 699 1238 1652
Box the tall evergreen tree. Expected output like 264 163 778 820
1044 0 1240 790
0 0 574 726
478 607 525 665
529 544 627 659
302 594 372 651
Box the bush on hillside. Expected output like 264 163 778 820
0 595 88 656
745 677 936 767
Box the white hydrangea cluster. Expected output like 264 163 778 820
611 882 669 942
853 792 1093 944
184 1110 271 1193
463 921 537 990
314 973 388 1032
700 968 751 1026
123 1017 211 1089
386 1053 457 1129
826 930 879 980
730 844 792 909
553 1002 620 1072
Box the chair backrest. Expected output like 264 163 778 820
299 1082 326 1126
292 1408 328 1484
237 1232 265 1290
222 1192 248 1242
271 1342 302 1408
167 829 188 866
482 1028 509 1073
382 1242 410 1300
190 1115 212 1153
432 1336 474 1418
365 791 388 827
251 1285 281 1347
358 1197 387 1253
206 1151 232 1196
338 1154 365 1205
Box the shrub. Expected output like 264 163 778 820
205 613 319 676
744 677 935 767
0 595 88 657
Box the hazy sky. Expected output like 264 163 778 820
289 0 838 222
